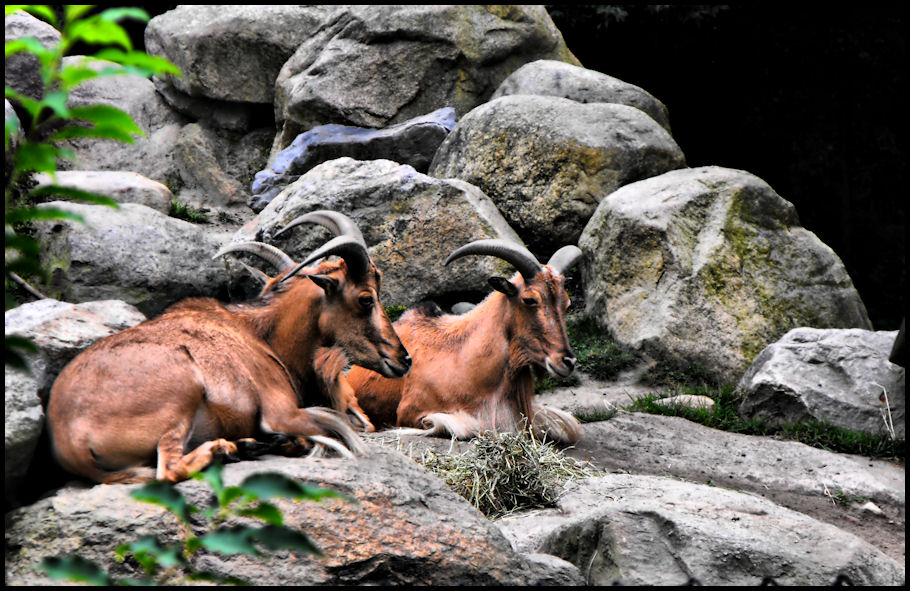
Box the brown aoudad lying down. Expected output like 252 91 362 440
47 211 412 484
347 238 584 445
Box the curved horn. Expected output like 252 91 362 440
212 241 296 272
275 210 366 247
546 245 583 275
280 235 371 284
444 238 542 281
274 210 371 283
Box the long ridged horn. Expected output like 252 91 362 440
444 238 542 281
275 210 366 248
280 236 371 283
275 210 371 283
546 245 583 275
212 241 296 272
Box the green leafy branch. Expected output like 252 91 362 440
4 4 180 369
38 462 351 585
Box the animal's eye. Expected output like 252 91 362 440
359 295 375 308
522 297 539 307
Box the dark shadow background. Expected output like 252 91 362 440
547 4 906 330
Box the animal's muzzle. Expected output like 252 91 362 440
545 356 576 378
382 352 412 378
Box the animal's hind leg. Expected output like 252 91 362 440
155 425 238 482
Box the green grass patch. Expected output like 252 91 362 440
384 305 407 323
168 199 210 224
624 384 904 463
417 430 599 519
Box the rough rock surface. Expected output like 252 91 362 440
273 5 580 149
579 166 872 384
738 327 905 439
430 94 685 256
491 59 672 132
145 5 336 104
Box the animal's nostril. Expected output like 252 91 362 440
563 356 576 370
404 354 413 367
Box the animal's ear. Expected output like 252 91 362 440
308 274 340 295
488 276 518 297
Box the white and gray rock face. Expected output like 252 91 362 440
235 158 522 307
491 59 672 132
497 473 904 586
738 327 905 439
144 5 336 105
273 5 580 148
579 166 872 384
34 201 230 317
430 94 686 257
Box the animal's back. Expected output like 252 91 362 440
47 298 290 482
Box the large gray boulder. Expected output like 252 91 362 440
34 201 230 317
738 327 905 439
579 166 872 384
4 448 542 586
249 108 456 213
234 158 522 307
497 474 904 586
430 94 686 257
491 59 672 132
144 5 335 105
273 5 580 151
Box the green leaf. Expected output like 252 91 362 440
65 5 96 23
97 7 150 24
219 485 247 508
5 231 41 258
5 206 85 225
93 49 182 77
8 5 57 25
239 473 348 503
68 104 145 136
58 63 104 89
116 536 185 575
4 36 51 60
130 481 195 524
49 122 138 143
250 525 323 556
68 18 132 51
39 90 71 119
38 555 112 586
237 502 284 526
199 526 260 556
14 141 70 173
192 460 224 498
26 185 119 208
5 334 38 369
